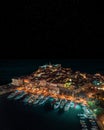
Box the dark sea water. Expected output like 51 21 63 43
0 59 104 130
0 94 83 130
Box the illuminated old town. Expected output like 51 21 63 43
0 64 104 130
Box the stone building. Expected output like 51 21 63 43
11 78 23 86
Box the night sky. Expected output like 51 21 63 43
1 1 103 59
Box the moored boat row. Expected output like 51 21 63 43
7 90 78 111
14 91 27 100
7 90 23 99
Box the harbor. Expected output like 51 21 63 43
0 60 104 130
0 92 101 130
3 88 100 130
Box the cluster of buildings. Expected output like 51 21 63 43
11 64 104 98
7 64 104 129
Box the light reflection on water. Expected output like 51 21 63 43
0 60 103 130
0 93 82 130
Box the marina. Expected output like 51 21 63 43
0 60 104 130
0 92 101 130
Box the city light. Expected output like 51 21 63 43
1 64 104 129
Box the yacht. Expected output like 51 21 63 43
33 97 40 105
64 101 71 111
14 91 27 100
53 98 61 109
91 126 98 129
33 94 44 105
80 116 86 119
60 99 67 109
70 101 74 108
48 97 55 102
81 124 87 128
38 96 50 105
80 120 86 125
28 97 35 104
23 94 32 103
7 90 21 99
50 98 57 108
28 95 38 104
77 113 86 117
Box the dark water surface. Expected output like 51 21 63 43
0 94 82 130
0 59 104 130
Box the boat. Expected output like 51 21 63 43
77 113 86 117
80 116 86 119
91 126 98 129
48 97 54 102
28 95 38 104
37 94 44 101
7 90 21 99
70 101 74 108
53 98 61 109
38 96 50 105
33 94 44 105
14 91 27 100
33 98 39 105
60 99 67 109
64 101 71 111
80 119 86 124
28 97 35 104
23 94 31 103
33 97 40 105
50 98 57 107
81 124 87 128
